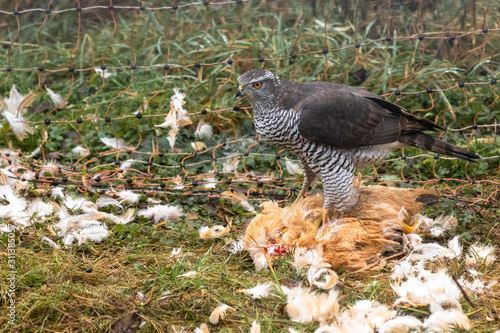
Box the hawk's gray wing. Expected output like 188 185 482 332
297 86 442 149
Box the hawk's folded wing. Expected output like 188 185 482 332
297 88 442 149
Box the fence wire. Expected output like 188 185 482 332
0 0 499 207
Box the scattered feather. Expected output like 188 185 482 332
192 141 207 151
96 196 123 209
0 85 34 140
41 236 61 249
138 205 184 223
447 236 462 258
100 137 131 151
171 247 182 257
237 282 273 299
51 186 65 199
137 291 148 303
404 233 422 249
466 243 497 266
407 242 459 261
379 316 423 333
155 89 192 150
222 156 240 173
423 309 470 332
209 304 232 325
285 158 303 175
27 147 41 158
116 190 140 204
393 268 461 309
120 160 134 170
308 267 338 290
101 209 136 224
27 198 54 218
250 320 261 333
285 286 339 323
194 323 209 333
46 87 66 107
199 222 231 239
203 177 217 189
221 190 255 213
179 270 197 278
71 146 88 156
458 277 497 294
94 68 113 78
195 121 213 139
77 225 110 245
226 236 245 254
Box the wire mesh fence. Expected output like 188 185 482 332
0 0 499 207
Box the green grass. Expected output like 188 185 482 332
0 0 499 331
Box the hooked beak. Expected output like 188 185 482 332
235 84 244 100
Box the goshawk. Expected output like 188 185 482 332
236 69 480 212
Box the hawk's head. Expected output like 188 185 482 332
236 69 281 109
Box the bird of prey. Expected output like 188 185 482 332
236 69 480 212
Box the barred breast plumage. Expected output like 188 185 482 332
236 69 480 212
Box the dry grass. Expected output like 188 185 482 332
1 194 499 332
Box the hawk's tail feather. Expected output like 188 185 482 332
398 133 480 162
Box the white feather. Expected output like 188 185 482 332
116 190 140 204
393 268 461 309
199 224 230 239
171 247 182 257
41 236 61 249
179 270 197 277
27 198 54 218
293 246 324 269
71 146 88 156
120 160 134 170
285 158 303 175
2 109 32 141
96 196 123 209
1 85 33 140
100 137 130 150
250 320 261 333
27 147 41 158
101 209 135 224
51 186 65 199
238 282 273 299
458 277 496 294
447 236 462 258
209 303 232 325
193 323 209 333
94 68 113 78
226 236 245 254
466 243 497 266
408 243 455 261
404 233 422 249
195 121 213 139
203 177 217 189
3 85 24 113
423 309 470 332
77 225 109 245
379 316 423 333
391 260 414 281
137 205 184 223
285 286 339 323
222 156 240 173
0 184 28 224
308 266 338 290
46 87 66 107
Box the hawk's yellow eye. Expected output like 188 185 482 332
254 82 262 88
